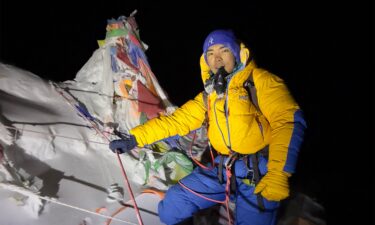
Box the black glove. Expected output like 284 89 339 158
109 135 137 154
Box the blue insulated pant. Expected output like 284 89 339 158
158 155 280 225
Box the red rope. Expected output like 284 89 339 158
184 118 232 224
106 190 165 225
178 168 233 225
115 151 144 225
55 86 144 225
188 130 215 170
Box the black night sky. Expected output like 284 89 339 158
0 1 372 224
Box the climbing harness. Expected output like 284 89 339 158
179 69 269 224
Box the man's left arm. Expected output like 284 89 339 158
253 69 306 201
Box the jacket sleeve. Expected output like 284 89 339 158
254 69 306 173
130 92 207 147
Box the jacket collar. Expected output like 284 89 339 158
200 43 257 89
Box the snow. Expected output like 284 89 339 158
0 58 174 224
0 62 170 224
0 14 177 224
0 123 13 146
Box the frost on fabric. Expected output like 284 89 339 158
16 134 56 160
0 182 45 218
0 122 13 146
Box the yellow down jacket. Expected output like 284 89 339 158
131 45 306 173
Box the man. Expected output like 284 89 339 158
110 29 306 225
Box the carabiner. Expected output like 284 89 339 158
224 153 238 169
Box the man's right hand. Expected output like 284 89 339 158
109 135 137 154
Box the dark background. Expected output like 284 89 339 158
0 1 372 224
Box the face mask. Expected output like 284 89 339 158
214 67 229 96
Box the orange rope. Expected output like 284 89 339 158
115 152 144 225
106 191 164 225
106 206 128 225
95 207 107 213
141 189 165 199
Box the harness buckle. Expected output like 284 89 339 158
246 169 256 186
224 153 238 169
